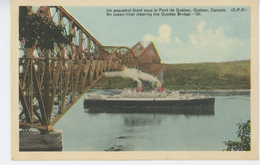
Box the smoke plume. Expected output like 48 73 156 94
105 67 161 88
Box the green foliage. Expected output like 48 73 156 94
19 6 73 50
163 61 250 90
94 61 250 90
223 120 251 151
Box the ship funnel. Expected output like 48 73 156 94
156 82 163 92
157 70 164 92
138 82 143 92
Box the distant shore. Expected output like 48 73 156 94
93 60 250 90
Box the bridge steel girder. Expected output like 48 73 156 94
19 6 161 131
19 49 119 131
103 46 140 68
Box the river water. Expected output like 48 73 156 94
55 89 250 151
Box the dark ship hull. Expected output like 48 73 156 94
84 98 215 114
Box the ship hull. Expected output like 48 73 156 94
84 98 215 114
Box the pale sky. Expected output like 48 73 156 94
33 6 251 64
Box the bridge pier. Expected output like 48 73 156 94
19 129 63 151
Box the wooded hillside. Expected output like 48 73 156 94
93 60 250 90
163 60 250 90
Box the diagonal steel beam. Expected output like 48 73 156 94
51 72 105 126
48 64 61 121
32 60 48 125
19 82 32 123
22 60 30 88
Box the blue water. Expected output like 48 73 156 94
55 89 250 151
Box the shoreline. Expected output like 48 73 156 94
89 88 251 91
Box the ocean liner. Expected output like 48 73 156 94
84 89 215 113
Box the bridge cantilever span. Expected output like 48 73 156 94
103 46 139 68
19 6 162 132
19 6 137 132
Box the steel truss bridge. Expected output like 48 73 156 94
19 6 161 132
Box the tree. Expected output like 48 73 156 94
223 120 251 151
19 6 73 50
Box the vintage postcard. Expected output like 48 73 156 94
12 0 258 160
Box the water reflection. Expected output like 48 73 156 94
123 114 163 127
